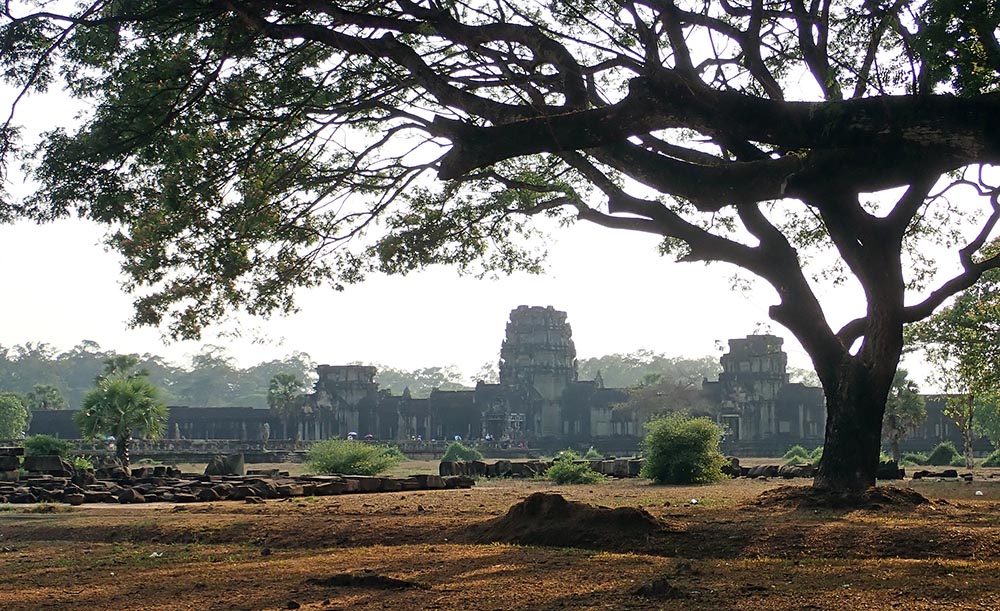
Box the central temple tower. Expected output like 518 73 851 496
499 305 577 437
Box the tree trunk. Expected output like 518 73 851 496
890 432 901 466
964 401 975 470
116 433 131 468
813 359 895 493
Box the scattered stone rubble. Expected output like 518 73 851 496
0 450 474 506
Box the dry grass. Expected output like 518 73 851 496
1 475 999 610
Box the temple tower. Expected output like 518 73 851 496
311 365 379 439
499 305 577 437
715 335 788 440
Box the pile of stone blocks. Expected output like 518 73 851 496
0 459 475 505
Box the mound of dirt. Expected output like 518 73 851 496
751 485 931 510
464 492 664 551
306 570 422 590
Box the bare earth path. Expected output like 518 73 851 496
2 477 1000 610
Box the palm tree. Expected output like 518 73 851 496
74 374 168 467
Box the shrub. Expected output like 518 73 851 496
926 441 960 466
23 434 70 457
307 440 402 476
809 446 824 461
71 455 95 471
901 452 928 466
553 448 581 462
546 460 604 484
982 450 1000 467
441 441 483 462
784 455 805 466
381 445 407 461
640 412 726 484
950 454 970 467
582 446 604 460
782 445 810 461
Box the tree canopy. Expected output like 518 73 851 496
4 1 1000 492
578 351 721 389
74 372 168 466
0 340 315 409
0 392 29 438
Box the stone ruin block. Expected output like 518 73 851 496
347 476 383 493
411 474 445 489
203 453 246 477
875 460 904 480
443 475 475 489
494 460 512 476
22 455 74 476
379 479 402 492
0 455 20 471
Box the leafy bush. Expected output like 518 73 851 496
582 446 604 460
441 441 483 462
950 454 970 467
23 434 70 457
640 412 726 484
809 446 824 461
381 445 407 461
982 450 1000 467
784 455 806 466
902 452 928 466
553 448 581 462
782 445 810 461
307 440 402 476
71 455 95 471
926 441 959 466
546 460 604 484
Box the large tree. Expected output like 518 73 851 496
24 383 68 411
908 266 1000 468
0 392 29 438
4 2 1000 492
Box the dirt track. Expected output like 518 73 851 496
2 477 1000 610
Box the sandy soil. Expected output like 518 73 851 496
2 475 1000 610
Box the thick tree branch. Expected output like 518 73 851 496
435 75 997 180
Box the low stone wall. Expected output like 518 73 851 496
439 458 645 478
0 462 474 506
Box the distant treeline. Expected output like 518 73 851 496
1 341 810 410
0 341 315 410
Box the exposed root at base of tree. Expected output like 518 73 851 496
464 492 664 550
750 485 931 510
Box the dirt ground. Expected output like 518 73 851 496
2 470 1000 611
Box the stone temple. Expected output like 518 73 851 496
28 305 858 453
26 306 996 454
297 306 630 443
288 307 828 452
